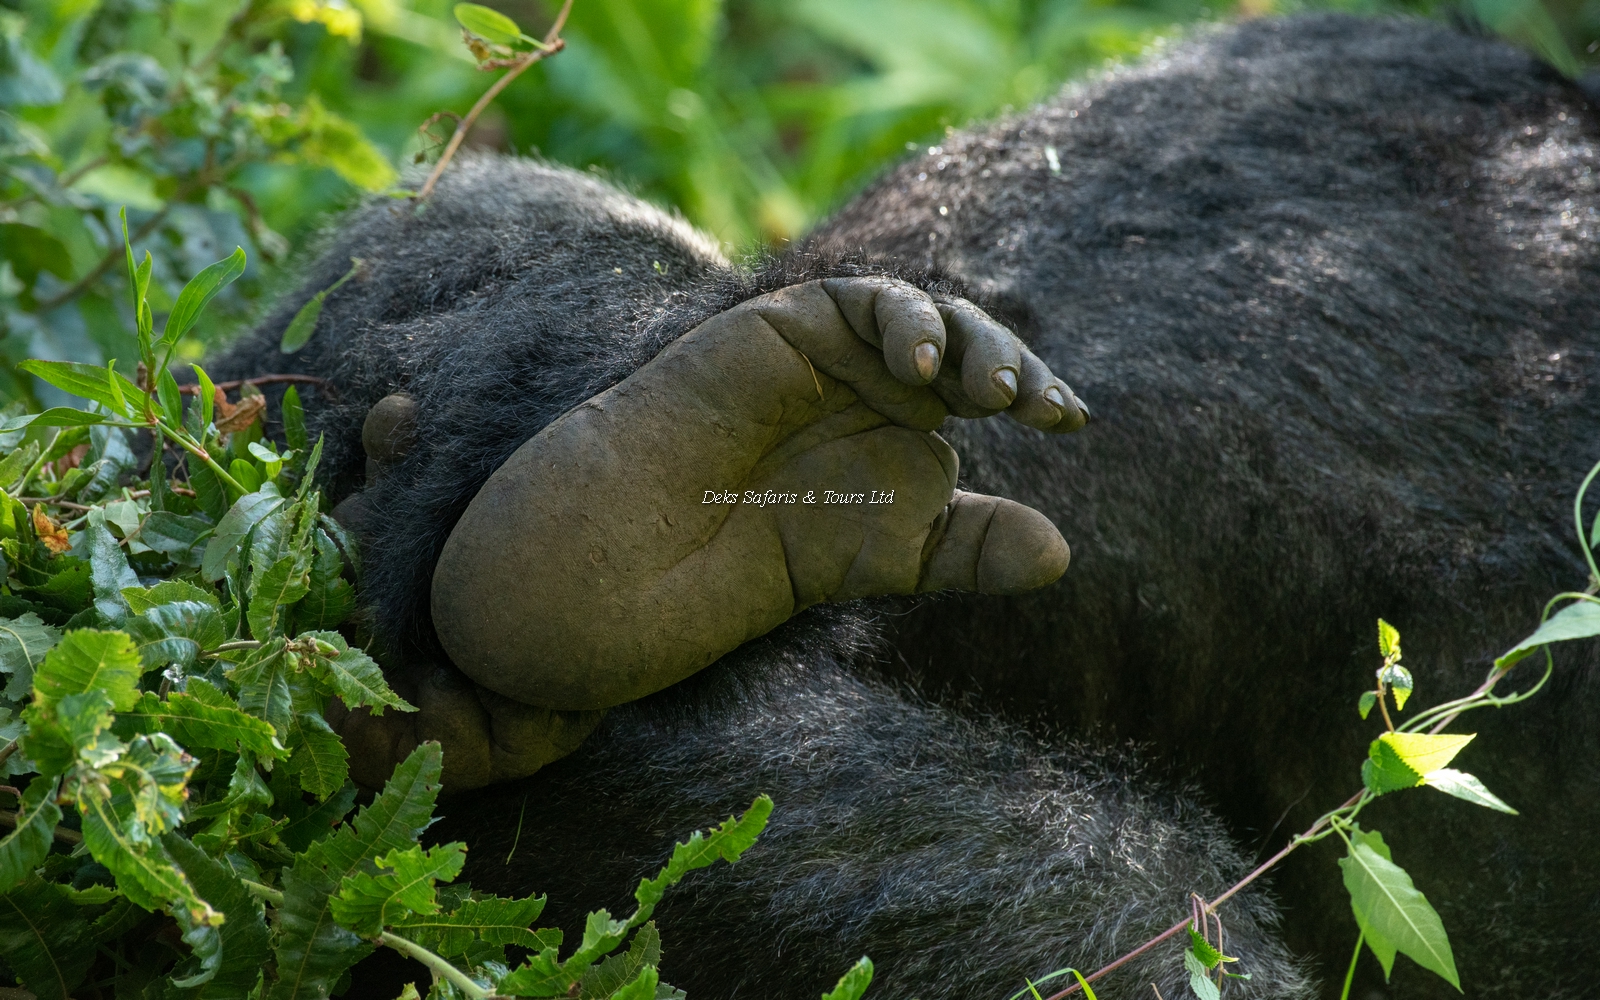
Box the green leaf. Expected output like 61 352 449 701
248 554 311 639
1187 927 1222 970
201 485 284 582
270 743 443 1000
1422 768 1518 814
285 711 349 798
125 600 229 670
1338 828 1459 990
120 681 284 759
1376 618 1401 660
188 456 228 521
578 921 660 999
123 580 220 614
0 223 73 284
162 832 271 997
1184 949 1219 1000
280 258 361 354
0 440 41 489
611 965 659 1000
1379 665 1413 711
77 787 222 927
87 509 140 626
139 511 214 569
163 248 247 348
302 632 414 714
193 364 218 431
0 876 96 1000
32 629 142 712
295 531 356 631
455 2 524 45
1496 597 1600 669
283 386 308 453
820 957 874 1000
0 613 61 699
331 843 466 935
631 795 771 929
21 689 118 778
392 894 549 959
1357 690 1377 720
232 641 294 737
1363 732 1474 797
0 778 61 895
16 360 142 417
157 367 185 427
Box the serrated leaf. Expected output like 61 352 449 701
579 921 660 1000
296 531 356 631
499 949 569 997
631 795 771 929
1338 831 1459 989
1496 597 1600 669
1357 690 1377 720
125 600 228 670
1379 665 1414 711
612 966 659 1000
123 580 220 614
77 788 219 925
21 689 118 777
86 509 141 626
0 613 60 698
281 783 357 854
1380 733 1472 779
283 386 308 453
163 832 270 997
201 486 285 582
285 711 349 798
1423 768 1518 814
163 247 246 348
331 843 466 935
1187 927 1222 969
139 511 215 568
1376 618 1401 659
120 681 284 759
302 632 413 715
0 876 97 1000
393 894 550 959
0 778 61 894
32 629 142 712
249 554 310 640
1184 948 1220 1000
232 641 294 737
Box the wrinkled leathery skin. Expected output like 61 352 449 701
432 277 1079 710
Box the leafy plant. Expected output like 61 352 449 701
0 230 850 1000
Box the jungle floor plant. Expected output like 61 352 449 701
0 229 874 1000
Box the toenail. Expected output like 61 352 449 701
993 368 1018 400
1043 385 1066 412
1074 394 1091 422
914 342 941 381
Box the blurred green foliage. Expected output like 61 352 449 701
4 0 1599 407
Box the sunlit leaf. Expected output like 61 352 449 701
1496 597 1600 669
1423 768 1518 814
162 247 246 348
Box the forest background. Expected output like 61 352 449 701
3 0 1600 406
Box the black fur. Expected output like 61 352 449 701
212 13 1600 999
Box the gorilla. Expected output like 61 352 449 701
210 13 1600 999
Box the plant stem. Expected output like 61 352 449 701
1340 931 1363 1000
154 423 246 495
378 931 490 1000
1573 458 1600 585
0 740 18 770
0 809 83 844
415 0 574 202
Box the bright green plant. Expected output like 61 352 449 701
0 232 879 1000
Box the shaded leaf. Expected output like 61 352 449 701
330 842 466 935
201 485 284 582
0 613 60 698
285 711 349 798
280 259 360 354
1496 598 1600 669
0 778 61 895
163 832 271 997
1184 948 1220 1000
0 876 97 1000
303 632 413 715
1339 828 1459 989
1363 733 1474 797
162 247 247 347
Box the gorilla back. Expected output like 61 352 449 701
212 13 1600 1000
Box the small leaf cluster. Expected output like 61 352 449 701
0 238 835 1000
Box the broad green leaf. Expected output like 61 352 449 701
1496 597 1600 669
87 509 140 626
32 629 142 712
162 247 247 347
139 511 215 568
820 956 874 1000
455 2 524 45
232 641 294 737
1376 618 1400 659
295 532 356 631
157 367 185 427
1357 690 1377 720
0 440 41 489
201 485 284 582
16 360 141 417
1363 733 1473 796
77 788 222 929
285 711 349 798
611 966 659 1000
1184 948 1219 1000
188 456 228 520
0 876 96 1000
1423 768 1518 814
280 259 360 354
302 631 414 714
578 921 660 999
163 832 271 996
1339 830 1459 989
631 795 771 929
331 842 466 935
124 600 229 670
1187 927 1222 969
0 223 73 284
393 894 549 959
120 682 284 759
122 579 220 614
0 613 61 698
270 744 442 1000
0 778 61 894
20 689 118 778
280 783 357 854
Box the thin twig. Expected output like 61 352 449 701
177 374 339 399
414 0 574 202
0 741 16 770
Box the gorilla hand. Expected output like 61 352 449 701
432 277 1087 711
